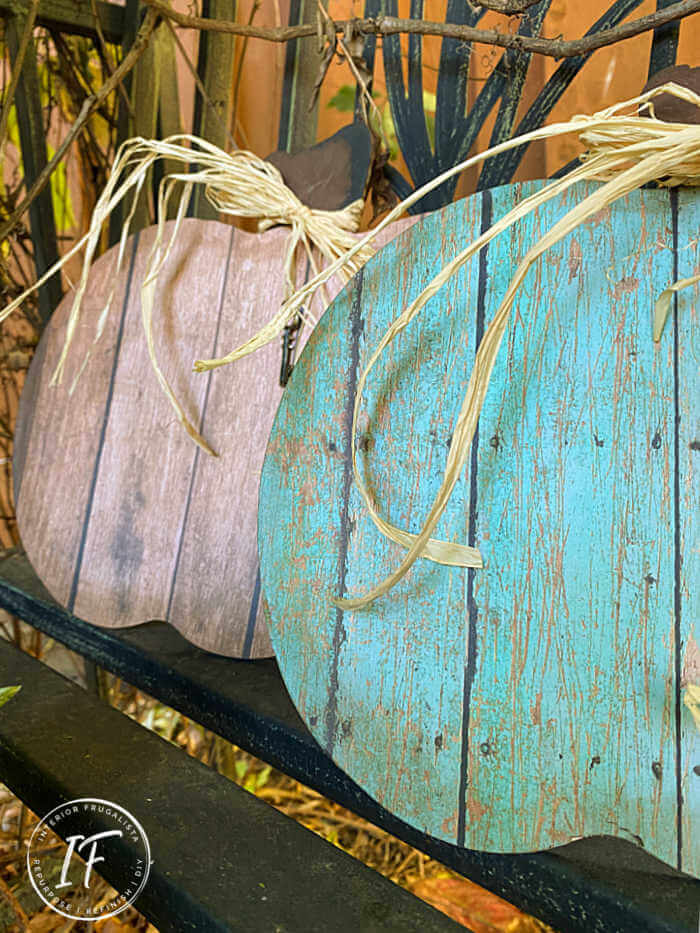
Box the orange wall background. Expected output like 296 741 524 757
228 0 699 196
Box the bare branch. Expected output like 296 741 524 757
0 7 159 244
142 0 700 60
468 0 542 11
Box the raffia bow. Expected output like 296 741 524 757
0 136 374 455
182 83 699 610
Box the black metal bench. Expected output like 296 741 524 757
1 1 699 929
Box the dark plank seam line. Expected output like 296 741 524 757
671 186 682 871
67 231 140 614
165 225 236 623
242 254 313 658
458 188 492 847
242 568 261 658
324 267 364 753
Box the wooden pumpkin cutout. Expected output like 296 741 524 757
14 211 415 657
259 181 699 868
12 120 381 658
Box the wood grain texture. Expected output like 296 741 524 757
259 182 698 864
15 217 414 658
678 187 699 876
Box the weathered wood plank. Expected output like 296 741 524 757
69 224 220 626
15 231 138 607
260 193 484 837
15 222 243 653
0 0 125 44
259 182 696 863
164 224 289 658
677 186 699 876
332 202 484 837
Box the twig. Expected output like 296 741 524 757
316 3 389 151
141 0 700 60
89 0 134 118
0 874 27 929
163 17 237 150
0 0 40 156
470 0 541 9
0 7 159 245
231 0 261 137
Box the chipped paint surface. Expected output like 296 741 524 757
259 182 698 869
678 188 699 876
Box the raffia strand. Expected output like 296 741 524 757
685 685 700 731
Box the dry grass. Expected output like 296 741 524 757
0 785 157 932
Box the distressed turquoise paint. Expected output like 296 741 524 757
259 182 697 864
332 202 484 836
469 183 677 858
262 197 485 839
678 187 699 876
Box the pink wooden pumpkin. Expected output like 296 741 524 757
14 214 414 657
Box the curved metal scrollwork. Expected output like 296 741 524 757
365 0 679 211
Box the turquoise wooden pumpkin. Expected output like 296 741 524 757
258 181 699 871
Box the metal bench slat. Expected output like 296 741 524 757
0 637 462 932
